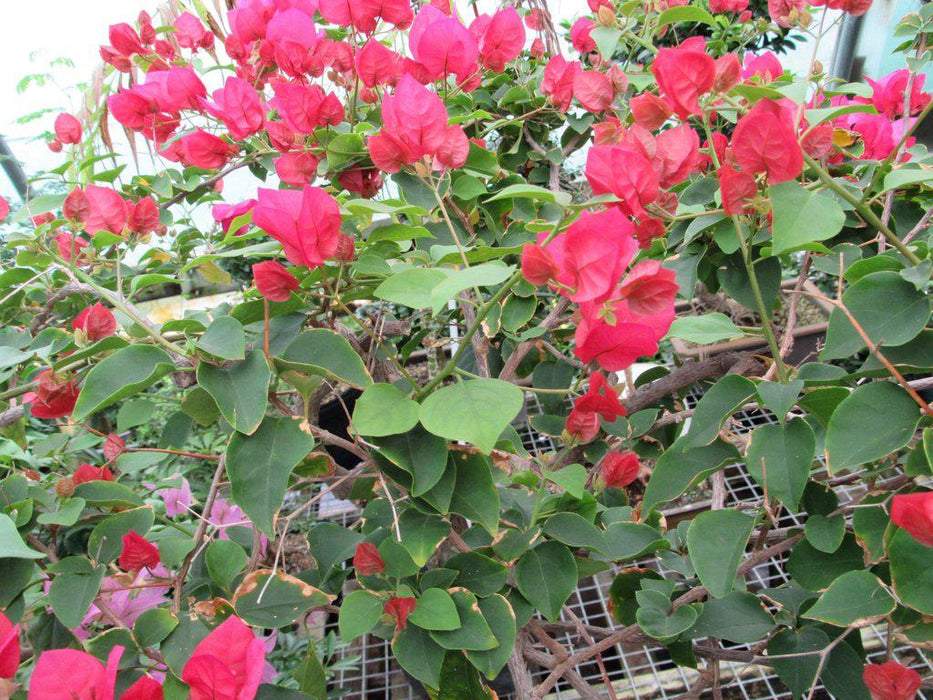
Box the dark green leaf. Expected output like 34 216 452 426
197 315 246 360
466 594 516 680
235 572 332 627
515 542 577 622
687 510 755 598
449 451 500 534
889 528 933 614
72 346 175 421
825 382 920 474
409 588 460 631
446 551 508 597
768 626 829 698
643 438 741 513
398 509 449 567
393 625 445 690
198 350 271 434
339 589 384 642
803 571 895 626
278 329 372 389
689 591 775 644
227 416 315 535
823 271 930 359
745 418 815 511
430 590 497 651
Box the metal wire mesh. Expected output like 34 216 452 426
312 383 932 699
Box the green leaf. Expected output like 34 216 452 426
642 437 740 513
117 399 157 432
48 559 105 628
484 183 564 204
446 551 508 597
821 638 872 700
756 379 804 421
409 588 460 631
134 608 179 648
689 591 775 644
75 481 143 508
803 571 895 626
0 559 34 607
804 514 846 553
745 418 815 511
307 522 363 573
787 534 865 590
235 572 332 627
339 589 384 642
198 350 271 434
665 313 745 344
374 268 450 309
852 499 889 563
430 263 514 314
823 271 930 359
657 5 716 26
324 132 363 169
449 451 500 534
277 329 372 389
293 646 328 700
398 509 449 566
590 26 622 60
889 527 933 614
226 416 315 536
687 510 755 598
768 627 829 698
770 180 845 254
374 427 449 496
601 522 670 561
466 594 516 680
545 464 587 499
430 590 497 651
392 625 445 690
420 379 523 453
197 315 246 360
162 618 210 676
825 382 920 474
882 166 933 192
206 539 248 590
543 512 606 552
515 542 577 622
87 507 154 564
635 589 699 639
352 383 420 437
686 375 756 447
72 345 175 421
36 498 85 526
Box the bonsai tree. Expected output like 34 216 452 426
0 0 930 697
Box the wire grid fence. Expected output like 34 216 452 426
293 384 931 699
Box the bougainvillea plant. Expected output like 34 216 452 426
0 0 932 697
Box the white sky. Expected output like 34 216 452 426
0 1 146 201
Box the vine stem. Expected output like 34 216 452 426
701 116 787 381
802 153 923 266
417 270 524 399
729 215 788 382
172 455 226 612
55 262 188 357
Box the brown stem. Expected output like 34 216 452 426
173 455 226 612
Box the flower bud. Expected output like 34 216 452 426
55 477 76 499
714 54 741 93
596 5 616 25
